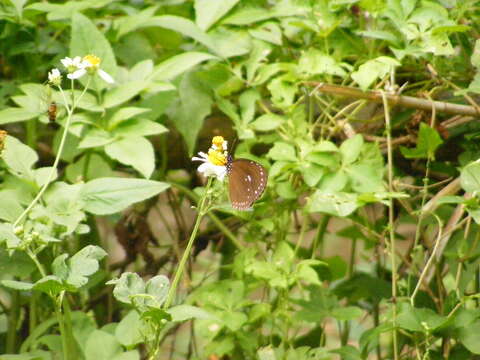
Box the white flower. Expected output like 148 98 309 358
82 54 114 84
192 151 227 181
47 68 62 85
61 56 87 80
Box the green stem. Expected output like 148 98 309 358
407 159 431 295
381 91 399 360
311 215 330 259
27 247 47 277
6 290 19 353
294 213 308 256
12 78 91 228
170 182 242 249
163 178 213 309
55 292 69 360
26 119 37 149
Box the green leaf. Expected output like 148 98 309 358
105 136 155 178
66 154 113 182
170 72 213 155
250 114 285 132
194 0 240 31
330 346 362 360
78 129 113 149
102 81 147 109
300 163 325 187
85 330 122 360
458 320 480 354
0 249 35 277
107 272 145 305
331 306 363 321
66 245 107 288
144 275 170 308
112 118 168 138
115 311 142 347
267 142 297 162
298 49 347 77
397 304 447 332
81 178 169 215
109 107 151 128
151 52 218 82
0 108 39 125
1 280 34 291
340 135 364 165
461 162 480 193
2 135 37 179
141 16 219 56
0 190 23 222
249 22 282 45
348 164 384 193
43 182 84 234
0 223 21 249
308 191 359 217
351 56 400 90
472 39 480 68
33 276 69 296
114 6 158 39
167 305 214 322
70 12 117 90
400 123 443 159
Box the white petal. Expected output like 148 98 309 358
61 57 72 67
192 156 207 162
98 69 114 84
197 163 226 181
67 69 86 79
72 56 82 65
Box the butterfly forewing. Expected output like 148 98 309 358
227 159 268 210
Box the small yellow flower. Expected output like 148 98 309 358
83 54 101 67
83 54 114 84
211 135 228 151
208 149 227 166
192 136 229 181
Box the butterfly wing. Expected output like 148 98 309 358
228 159 268 210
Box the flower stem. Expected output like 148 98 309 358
12 78 91 228
163 178 213 309
54 292 69 360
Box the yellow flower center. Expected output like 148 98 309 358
212 136 225 149
208 149 227 166
83 54 101 67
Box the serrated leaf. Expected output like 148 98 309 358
81 177 169 215
105 136 155 178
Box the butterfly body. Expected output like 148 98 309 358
227 157 268 210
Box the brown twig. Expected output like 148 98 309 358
307 83 480 116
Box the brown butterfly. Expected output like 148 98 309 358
226 156 268 210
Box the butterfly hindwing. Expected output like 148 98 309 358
227 159 267 210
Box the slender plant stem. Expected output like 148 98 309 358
410 214 444 306
170 182 241 249
163 178 213 309
311 215 329 259
6 290 19 353
55 292 69 360
12 78 91 228
381 91 399 360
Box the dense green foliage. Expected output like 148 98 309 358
1 0 480 359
